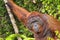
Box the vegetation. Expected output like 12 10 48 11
0 0 60 40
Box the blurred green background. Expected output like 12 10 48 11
0 0 60 40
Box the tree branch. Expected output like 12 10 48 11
3 0 22 40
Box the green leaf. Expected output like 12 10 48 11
57 5 60 10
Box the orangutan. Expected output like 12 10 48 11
6 0 60 40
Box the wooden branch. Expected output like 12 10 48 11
3 0 22 40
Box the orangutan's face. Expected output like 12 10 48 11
27 16 44 34
32 22 43 33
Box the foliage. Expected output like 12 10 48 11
0 38 4 40
40 0 60 20
0 0 60 40
6 34 34 40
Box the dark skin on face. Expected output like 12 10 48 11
7 0 60 40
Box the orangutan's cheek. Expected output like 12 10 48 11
39 26 43 33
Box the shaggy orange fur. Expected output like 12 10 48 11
7 0 60 40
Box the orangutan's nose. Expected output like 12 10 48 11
32 22 39 32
